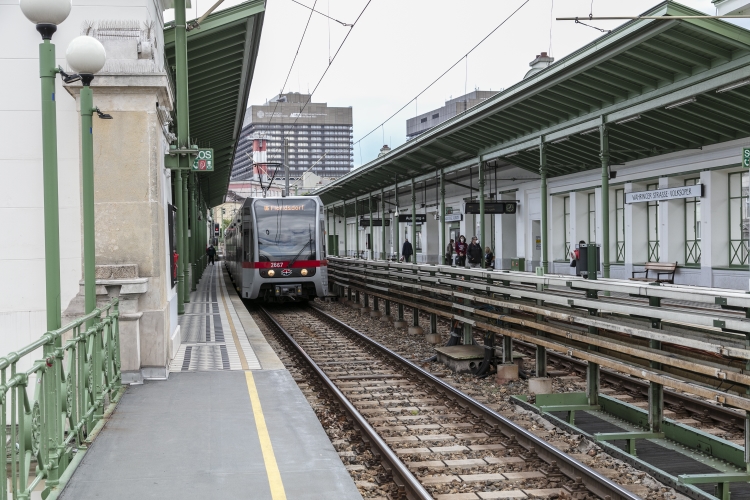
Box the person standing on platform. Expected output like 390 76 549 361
455 235 467 267
570 240 585 275
445 238 455 265
207 244 216 265
467 236 482 269
401 237 413 263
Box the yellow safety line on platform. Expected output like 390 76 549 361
218 269 249 370
245 371 287 500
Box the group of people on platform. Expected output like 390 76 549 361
399 235 494 269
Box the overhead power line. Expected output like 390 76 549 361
266 0 319 126
290 0 374 127
353 0 531 151
558 15 750 20
290 0 352 26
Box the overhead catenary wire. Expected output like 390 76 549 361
353 0 531 151
290 0 374 127
265 0 319 127
558 15 750 20
291 0 352 26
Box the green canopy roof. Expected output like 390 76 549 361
315 1 750 206
165 0 265 207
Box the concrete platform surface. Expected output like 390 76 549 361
60 264 362 500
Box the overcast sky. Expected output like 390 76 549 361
170 0 746 167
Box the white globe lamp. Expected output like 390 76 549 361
66 36 106 83
20 0 71 26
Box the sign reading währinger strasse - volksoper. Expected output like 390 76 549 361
625 184 703 204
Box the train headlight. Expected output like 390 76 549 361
300 269 308 276
267 269 275 277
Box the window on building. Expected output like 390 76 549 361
616 189 625 262
730 171 749 266
432 113 439 119
563 196 570 259
685 178 701 265
420 117 427 123
588 192 596 244
647 183 659 262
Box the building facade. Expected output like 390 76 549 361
231 92 353 180
317 2 750 292
0 0 264 382
406 90 500 141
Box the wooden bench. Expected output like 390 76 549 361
630 262 677 284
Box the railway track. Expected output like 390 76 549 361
258 303 641 500
511 341 746 439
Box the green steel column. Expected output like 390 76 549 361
175 172 185 314
174 0 189 314
80 84 96 327
540 141 549 274
189 174 197 291
479 160 486 268
411 179 416 264
600 124 610 279
369 193 373 260
394 183 399 263
183 174 190 303
381 188 386 260
343 202 348 257
440 170 446 265
334 204 339 256
39 38 62 333
355 198 360 258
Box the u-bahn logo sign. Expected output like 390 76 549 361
191 148 214 172
743 147 750 168
281 269 292 277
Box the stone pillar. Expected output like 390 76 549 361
65 73 175 381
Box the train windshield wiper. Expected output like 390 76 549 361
288 226 314 268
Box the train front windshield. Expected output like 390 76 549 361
255 199 318 262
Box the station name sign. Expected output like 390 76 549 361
359 218 391 227
398 214 426 223
464 201 517 215
444 214 463 222
625 184 703 204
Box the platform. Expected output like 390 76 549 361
60 264 362 500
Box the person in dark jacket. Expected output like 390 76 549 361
455 235 467 267
401 238 413 263
467 236 482 268
484 246 494 269
445 239 455 265
207 245 216 265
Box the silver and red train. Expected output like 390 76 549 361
224 196 328 302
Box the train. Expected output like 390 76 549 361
224 196 328 302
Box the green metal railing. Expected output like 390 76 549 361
0 298 121 500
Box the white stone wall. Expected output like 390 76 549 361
0 2 167 362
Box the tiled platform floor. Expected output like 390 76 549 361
59 263 362 500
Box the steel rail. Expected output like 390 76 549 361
257 306 433 500
303 304 641 500
512 341 746 432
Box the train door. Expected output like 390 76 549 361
319 213 328 295
244 225 253 287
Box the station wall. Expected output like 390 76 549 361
327 138 750 291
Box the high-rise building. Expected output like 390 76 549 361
231 92 353 180
406 90 500 141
